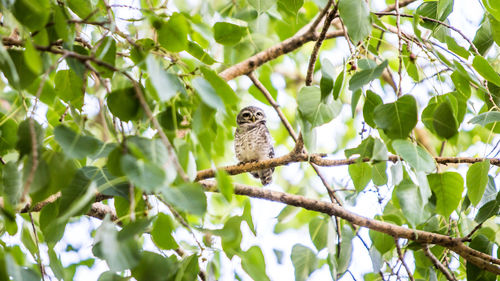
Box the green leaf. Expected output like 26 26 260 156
416 1 452 30
348 162 372 192
107 87 142 121
216 170 234 201
472 55 500 87
146 55 185 102
40 202 66 243
94 217 141 272
59 167 94 215
0 113 18 154
0 49 39 90
395 179 426 227
472 17 494 55
348 60 388 91
332 70 345 100
320 58 335 100
242 199 256 235
2 162 22 205
157 13 189 52
93 37 116 78
16 119 44 158
240 246 270 281
54 126 102 159
345 136 374 159
451 71 471 99
309 217 328 251
131 252 177 281
53 5 73 42
489 14 500 46
24 39 43 74
297 86 341 127
363 90 383 128
335 225 354 274
372 161 388 186
427 172 464 217
291 244 317 281
466 160 490 206
338 0 372 42
98 272 129 281
22 156 49 194
54 69 84 109
176 254 200 281
351 89 362 117
469 111 500 126
81 166 128 199
475 199 499 223
392 140 435 173
445 35 470 59
482 0 500 21
369 227 395 254
67 0 95 19
372 137 388 161
120 154 165 192
373 95 418 139
277 0 303 16
187 41 216 64
48 246 66 280
192 77 226 113
200 66 238 106
248 0 276 13
151 213 178 250
213 22 247 46
12 0 50 31
21 223 37 256
162 183 207 216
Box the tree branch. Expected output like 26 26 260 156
195 151 500 181
220 0 416 81
87 202 118 222
199 180 500 274
423 244 457 281
395 237 414 281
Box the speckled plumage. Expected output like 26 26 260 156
234 106 275 185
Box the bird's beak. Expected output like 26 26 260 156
252 115 256 122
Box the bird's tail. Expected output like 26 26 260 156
259 169 273 185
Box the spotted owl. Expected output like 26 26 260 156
234 106 275 185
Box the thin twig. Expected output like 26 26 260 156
461 223 483 242
338 16 355 55
129 182 136 222
394 237 415 281
305 2 339 86
439 141 446 157
374 12 480 55
22 55 67 203
395 0 403 97
307 0 334 36
423 244 457 281
29 212 46 281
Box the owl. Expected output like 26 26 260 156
234 106 275 185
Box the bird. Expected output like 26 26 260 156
234 106 275 185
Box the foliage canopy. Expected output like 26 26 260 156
0 0 499 280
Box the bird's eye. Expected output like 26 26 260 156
242 112 251 118
256 112 263 116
